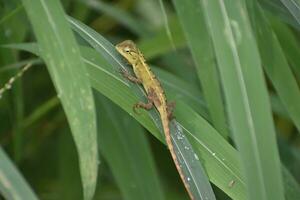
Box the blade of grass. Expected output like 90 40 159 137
270 18 300 80
68 17 216 200
135 0 164 28
279 0 300 26
0 2 28 163
153 67 208 117
138 17 186 59
158 0 176 50
200 0 284 199
23 96 60 128
0 147 38 200
270 93 290 120
282 166 300 200
0 58 42 73
248 3 300 134
21 1 98 199
80 46 240 199
96 93 165 200
158 52 200 87
260 0 300 30
79 0 150 37
175 101 246 199
58 129 82 200
172 0 228 139
0 4 23 25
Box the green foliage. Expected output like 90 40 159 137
1 0 300 200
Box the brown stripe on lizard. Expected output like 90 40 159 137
116 40 194 199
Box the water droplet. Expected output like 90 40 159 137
228 180 235 188
187 177 191 181
177 135 182 140
212 152 216 156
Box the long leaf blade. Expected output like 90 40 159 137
68 17 215 200
21 1 98 199
200 1 284 199
0 147 38 200
96 94 165 200
279 0 300 26
172 0 228 139
249 3 300 136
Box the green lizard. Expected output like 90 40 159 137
116 40 193 199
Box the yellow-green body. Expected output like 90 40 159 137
116 40 168 121
116 40 193 199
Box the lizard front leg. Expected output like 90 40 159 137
119 68 142 84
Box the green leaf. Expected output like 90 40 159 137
58 128 82 200
270 18 300 81
0 147 38 200
200 1 284 199
21 1 98 199
79 0 150 37
249 4 300 134
172 0 228 139
260 0 300 30
0 1 28 163
282 166 300 200
80 47 231 199
278 0 300 26
174 101 246 200
96 94 165 200
68 17 216 200
138 17 186 59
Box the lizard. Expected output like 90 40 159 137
116 40 193 199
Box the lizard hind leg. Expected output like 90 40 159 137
133 88 156 114
133 101 153 114
167 101 176 120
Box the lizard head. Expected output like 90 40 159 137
115 40 140 64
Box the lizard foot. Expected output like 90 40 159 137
119 68 142 84
133 101 153 114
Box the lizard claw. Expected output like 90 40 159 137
133 103 141 114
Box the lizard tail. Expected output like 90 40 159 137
161 110 194 200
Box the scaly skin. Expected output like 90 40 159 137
116 40 193 199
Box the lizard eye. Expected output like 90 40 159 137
124 47 130 53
